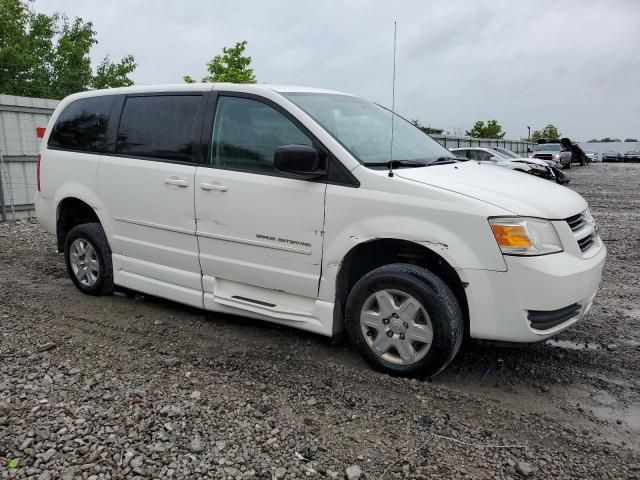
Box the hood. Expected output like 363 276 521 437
395 161 586 218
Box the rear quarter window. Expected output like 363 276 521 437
48 96 115 152
116 95 201 163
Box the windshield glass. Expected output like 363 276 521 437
491 147 519 158
534 144 561 152
282 92 453 165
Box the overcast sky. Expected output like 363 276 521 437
36 0 640 141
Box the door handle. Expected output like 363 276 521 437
200 182 228 192
164 177 189 187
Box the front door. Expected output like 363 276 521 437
195 94 326 308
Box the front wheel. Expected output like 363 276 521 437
345 264 463 378
64 223 114 296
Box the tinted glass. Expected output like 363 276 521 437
116 95 201 162
452 149 470 159
212 96 313 174
48 96 114 152
466 150 492 161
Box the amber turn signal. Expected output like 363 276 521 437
490 224 532 248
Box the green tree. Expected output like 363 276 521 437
184 40 256 84
0 0 137 99
465 120 505 139
92 55 136 89
531 124 561 141
410 119 443 135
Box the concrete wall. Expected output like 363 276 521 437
0 94 58 221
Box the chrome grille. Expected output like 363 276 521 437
577 235 595 251
565 210 597 254
566 213 586 231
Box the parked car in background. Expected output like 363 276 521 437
452 147 538 174
602 151 621 162
531 143 566 166
624 151 640 162
490 146 569 184
560 139 590 167
451 147 568 184
583 150 599 162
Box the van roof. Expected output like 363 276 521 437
63 83 354 100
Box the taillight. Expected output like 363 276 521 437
36 154 42 192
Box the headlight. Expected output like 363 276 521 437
553 153 560 159
489 217 563 256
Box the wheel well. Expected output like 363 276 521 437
56 198 101 252
333 239 469 336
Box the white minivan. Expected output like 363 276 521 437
35 83 606 377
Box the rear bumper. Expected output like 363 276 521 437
461 244 606 342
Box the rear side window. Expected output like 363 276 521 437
48 96 115 152
453 149 470 159
467 150 492 161
116 95 201 162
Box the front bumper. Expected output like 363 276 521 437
528 166 555 181
461 243 606 343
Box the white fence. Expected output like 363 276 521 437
0 94 58 221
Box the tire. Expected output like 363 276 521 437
64 223 114 296
345 264 463 378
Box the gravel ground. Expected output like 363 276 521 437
1 162 639 479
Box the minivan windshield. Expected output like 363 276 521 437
282 92 454 166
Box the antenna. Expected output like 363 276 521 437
389 20 397 178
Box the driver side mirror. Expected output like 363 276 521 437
274 144 326 179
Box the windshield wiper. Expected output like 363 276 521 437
362 159 427 169
425 156 459 166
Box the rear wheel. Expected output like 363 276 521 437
345 264 463 378
64 223 113 296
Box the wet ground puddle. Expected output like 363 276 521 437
545 339 601 350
